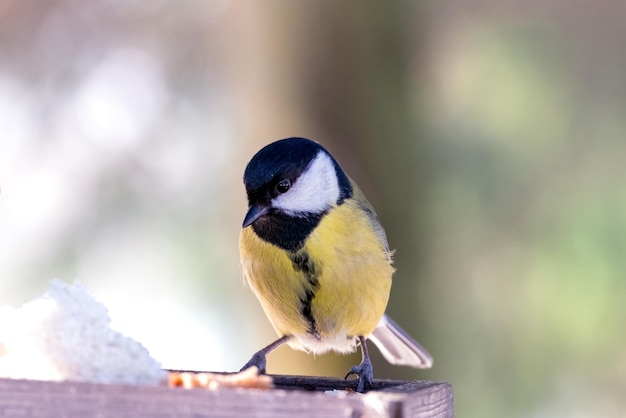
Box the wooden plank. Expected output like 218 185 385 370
0 375 453 418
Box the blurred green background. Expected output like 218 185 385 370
1 1 625 416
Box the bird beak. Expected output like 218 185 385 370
242 204 270 228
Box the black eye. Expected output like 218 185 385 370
275 179 291 194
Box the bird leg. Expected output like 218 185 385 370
240 335 292 374
345 335 374 393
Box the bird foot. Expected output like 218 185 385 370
344 358 373 393
239 351 267 374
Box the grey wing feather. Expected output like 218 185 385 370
363 205 392 259
351 180 393 260
369 314 433 369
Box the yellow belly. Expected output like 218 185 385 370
239 199 393 354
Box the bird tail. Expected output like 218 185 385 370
368 314 433 369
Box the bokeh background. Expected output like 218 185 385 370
1 1 625 416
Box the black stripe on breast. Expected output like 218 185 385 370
299 289 318 338
290 252 319 287
289 251 321 338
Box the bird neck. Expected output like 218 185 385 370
251 211 326 252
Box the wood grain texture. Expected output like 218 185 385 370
0 375 453 418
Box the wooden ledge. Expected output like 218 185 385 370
0 374 453 418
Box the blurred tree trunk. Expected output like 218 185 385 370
295 3 431 378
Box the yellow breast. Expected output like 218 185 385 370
239 198 393 354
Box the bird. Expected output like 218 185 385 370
238 137 432 392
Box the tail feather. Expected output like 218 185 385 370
368 314 433 369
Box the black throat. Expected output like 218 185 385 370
251 211 325 252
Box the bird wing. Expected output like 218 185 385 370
349 180 393 260
369 314 433 369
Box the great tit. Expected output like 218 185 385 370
239 137 432 392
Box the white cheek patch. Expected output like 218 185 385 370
272 151 340 216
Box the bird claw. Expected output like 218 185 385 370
239 352 267 374
344 358 373 393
